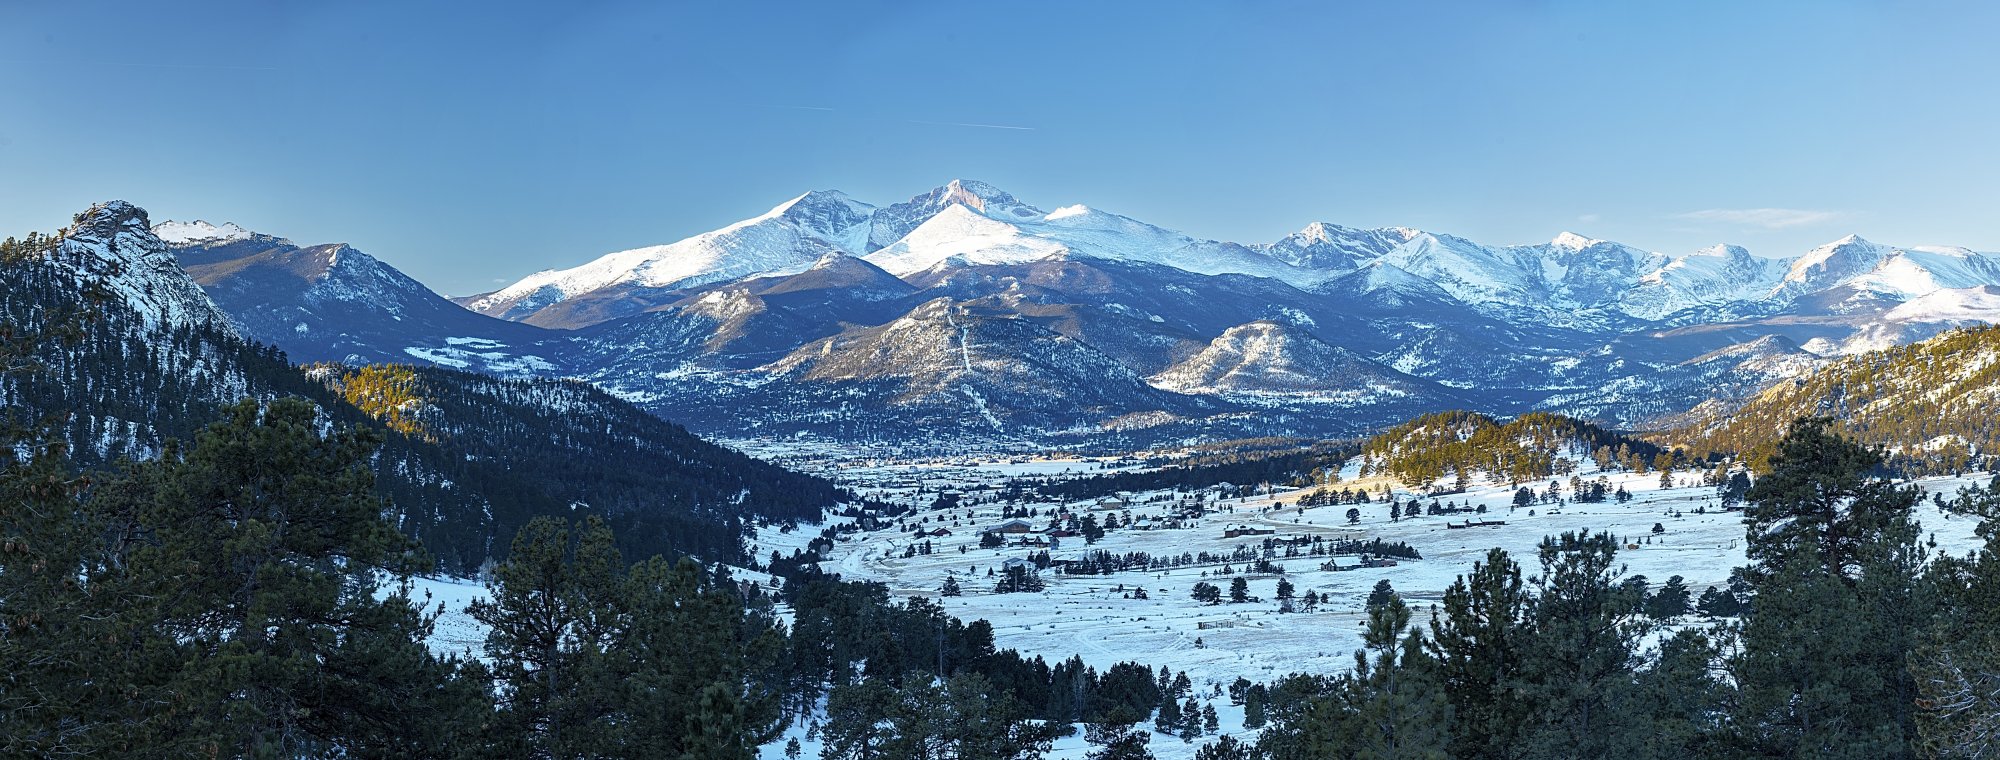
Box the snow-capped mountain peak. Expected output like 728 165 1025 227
1549 231 1603 251
933 179 1035 216
863 203 1066 276
463 180 2000 342
766 189 877 250
1785 235 1883 282
865 179 1045 251
152 219 253 244
1260 222 1422 272
1766 235 2000 305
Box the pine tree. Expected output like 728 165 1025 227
471 515 625 757
1179 697 1204 742
613 555 785 755
1242 686 1268 729
1192 581 1222 604
1366 579 1396 611
0 437 140 756
1636 629 1727 756
1086 722 1156 760
1646 575 1693 619
1427 548 1531 759
1695 584 1742 618
1344 590 1453 760
1914 476 2000 757
1154 691 1184 734
821 677 897 760
1196 735 1256 760
1512 531 1652 759
112 399 488 757
1731 418 1932 758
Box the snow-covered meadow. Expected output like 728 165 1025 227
418 452 1993 760
768 455 1989 758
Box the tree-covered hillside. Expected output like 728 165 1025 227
0 205 841 573
314 363 845 569
1359 410 1671 488
1675 324 2000 476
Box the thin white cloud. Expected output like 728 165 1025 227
1676 207 1842 230
906 119 1035 131
1577 213 1601 224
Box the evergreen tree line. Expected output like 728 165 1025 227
1034 441 1356 501
1242 419 2000 759
0 396 1166 757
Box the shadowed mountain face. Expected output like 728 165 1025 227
170 231 562 375
144 181 2000 449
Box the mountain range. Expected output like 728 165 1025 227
81 180 2000 449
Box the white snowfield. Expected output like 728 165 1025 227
416 453 1990 760
151 219 252 244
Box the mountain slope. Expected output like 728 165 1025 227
313 364 843 568
2 202 842 572
1358 410 1669 488
616 294 1216 442
459 190 877 327
1673 324 2000 475
167 228 562 375
1150 320 1456 405
1 203 297 464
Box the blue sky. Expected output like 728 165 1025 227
3 1 1996 295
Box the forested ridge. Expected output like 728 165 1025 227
0 211 842 573
313 363 844 570
1359 410 1673 488
1675 324 2000 476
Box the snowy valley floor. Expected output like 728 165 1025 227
415 456 1992 760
